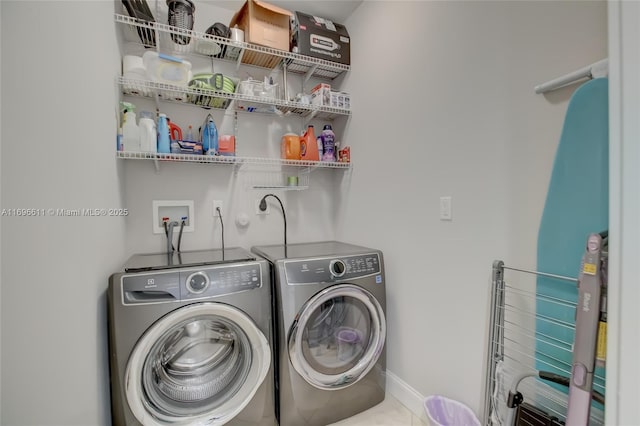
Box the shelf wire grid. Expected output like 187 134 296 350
118 77 351 119
116 151 352 170
115 14 350 80
484 262 605 426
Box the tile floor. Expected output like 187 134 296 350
328 395 428 426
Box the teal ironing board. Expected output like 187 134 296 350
535 78 608 400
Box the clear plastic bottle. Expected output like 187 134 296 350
122 110 140 152
186 125 195 142
138 111 157 153
157 113 171 154
317 136 323 160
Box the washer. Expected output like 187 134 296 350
251 241 387 426
107 248 276 426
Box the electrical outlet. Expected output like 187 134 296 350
255 198 270 215
213 200 223 217
152 200 194 234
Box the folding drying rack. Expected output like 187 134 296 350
482 261 606 426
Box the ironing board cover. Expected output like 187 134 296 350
535 78 608 401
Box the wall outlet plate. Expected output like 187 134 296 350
255 198 270 215
213 200 223 217
152 200 194 234
440 196 452 221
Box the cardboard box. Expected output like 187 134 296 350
229 0 292 51
291 11 351 65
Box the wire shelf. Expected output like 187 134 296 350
246 167 311 190
118 77 351 119
116 151 352 169
115 14 350 80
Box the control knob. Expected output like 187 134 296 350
186 271 209 294
330 259 346 278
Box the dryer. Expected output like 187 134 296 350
251 241 387 426
107 247 276 426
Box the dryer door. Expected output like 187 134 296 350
125 302 271 425
288 284 386 390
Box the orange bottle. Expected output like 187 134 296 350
281 133 301 160
300 125 319 161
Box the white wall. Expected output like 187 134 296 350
1 1 125 425
340 0 606 418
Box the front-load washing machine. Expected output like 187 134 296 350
251 241 387 426
107 247 276 426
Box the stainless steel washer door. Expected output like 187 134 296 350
125 302 271 425
288 284 386 390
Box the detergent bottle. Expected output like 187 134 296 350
122 108 140 152
157 113 171 154
300 125 319 161
321 124 335 162
138 111 157 153
201 114 219 155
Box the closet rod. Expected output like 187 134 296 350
534 58 608 94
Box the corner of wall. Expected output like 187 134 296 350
386 370 429 424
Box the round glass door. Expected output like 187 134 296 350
125 302 271 425
288 284 386 390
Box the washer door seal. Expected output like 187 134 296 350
288 284 386 390
125 302 271 425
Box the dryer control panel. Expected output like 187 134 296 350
121 262 262 304
284 253 381 285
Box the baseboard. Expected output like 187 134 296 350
386 370 429 424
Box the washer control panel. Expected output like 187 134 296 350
122 262 262 304
284 253 381 285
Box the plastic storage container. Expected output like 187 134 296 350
142 51 192 86
424 395 480 426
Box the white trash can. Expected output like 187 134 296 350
424 395 481 426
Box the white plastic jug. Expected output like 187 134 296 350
138 111 157 153
122 110 140 152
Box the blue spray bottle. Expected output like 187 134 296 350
201 114 218 155
157 113 171 154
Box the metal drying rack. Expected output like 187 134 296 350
482 261 605 426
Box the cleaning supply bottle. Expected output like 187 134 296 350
157 113 171 154
138 111 157 153
300 125 319 161
186 125 195 142
122 109 140 152
116 127 123 151
201 114 218 155
321 124 335 162
317 136 324 160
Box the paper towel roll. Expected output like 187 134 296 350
123 55 145 76
230 27 244 43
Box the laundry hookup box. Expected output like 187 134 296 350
290 11 351 65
